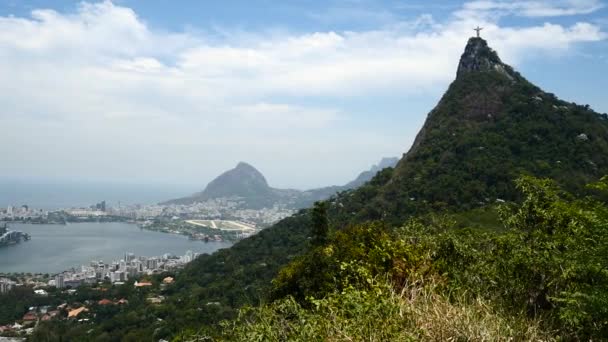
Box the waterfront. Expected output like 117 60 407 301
0 222 232 274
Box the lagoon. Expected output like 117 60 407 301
0 222 232 274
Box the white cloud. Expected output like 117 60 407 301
458 0 604 19
234 103 341 129
0 0 606 189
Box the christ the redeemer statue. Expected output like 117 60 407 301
474 26 483 38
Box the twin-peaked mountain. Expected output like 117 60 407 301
163 158 399 209
174 37 608 314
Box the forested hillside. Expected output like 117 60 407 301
217 175 608 340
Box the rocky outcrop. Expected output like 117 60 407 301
457 37 508 79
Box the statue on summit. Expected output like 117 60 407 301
474 26 483 38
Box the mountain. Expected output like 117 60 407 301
164 162 283 209
355 37 608 223
174 36 608 323
198 162 273 200
164 158 399 209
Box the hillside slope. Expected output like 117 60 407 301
177 37 608 318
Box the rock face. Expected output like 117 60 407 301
456 37 509 79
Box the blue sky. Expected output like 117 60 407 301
0 0 606 190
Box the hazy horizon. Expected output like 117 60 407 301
0 156 398 209
0 178 196 209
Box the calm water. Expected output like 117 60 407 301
0 222 232 274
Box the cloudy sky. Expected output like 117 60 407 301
0 0 607 190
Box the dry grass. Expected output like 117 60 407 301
399 282 553 341
214 280 554 342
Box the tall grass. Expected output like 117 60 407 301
205 279 551 342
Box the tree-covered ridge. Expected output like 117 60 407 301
209 175 608 340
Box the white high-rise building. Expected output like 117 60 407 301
125 252 135 262
55 275 65 289
183 250 194 263
110 271 126 283
146 258 158 270
0 278 15 294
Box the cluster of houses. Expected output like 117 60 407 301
0 277 175 338
0 302 90 336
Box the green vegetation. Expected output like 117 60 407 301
220 282 550 341
206 175 608 340
336 68 608 225
310 201 329 246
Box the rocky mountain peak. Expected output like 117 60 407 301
218 162 269 187
235 161 257 171
456 37 507 78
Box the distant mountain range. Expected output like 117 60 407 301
163 158 398 209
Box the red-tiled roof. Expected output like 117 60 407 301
22 312 37 321
134 281 153 287
68 307 88 318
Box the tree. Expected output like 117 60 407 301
311 201 329 246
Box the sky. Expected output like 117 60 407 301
0 0 607 191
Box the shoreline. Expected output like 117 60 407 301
0 222 233 274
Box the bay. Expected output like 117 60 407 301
0 222 232 274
